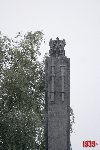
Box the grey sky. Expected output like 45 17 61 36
0 0 100 149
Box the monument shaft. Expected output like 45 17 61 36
45 38 70 150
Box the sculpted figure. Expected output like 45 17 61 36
49 37 66 57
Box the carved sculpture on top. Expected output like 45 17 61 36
49 37 66 57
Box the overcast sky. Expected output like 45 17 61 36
0 0 100 149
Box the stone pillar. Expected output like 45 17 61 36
45 38 70 150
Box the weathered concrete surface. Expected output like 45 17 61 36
45 38 70 150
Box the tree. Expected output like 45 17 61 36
0 31 74 150
0 31 45 150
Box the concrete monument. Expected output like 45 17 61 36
45 38 70 150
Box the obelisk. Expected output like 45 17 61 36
45 38 70 150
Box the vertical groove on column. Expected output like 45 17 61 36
60 60 65 102
50 59 55 101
